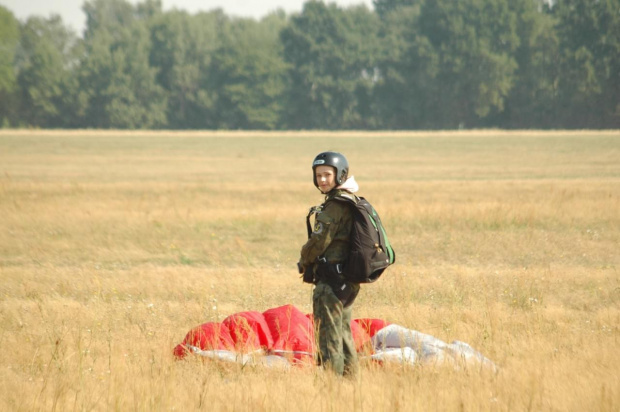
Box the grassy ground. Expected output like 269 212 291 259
0 130 618 411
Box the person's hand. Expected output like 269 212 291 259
297 262 304 274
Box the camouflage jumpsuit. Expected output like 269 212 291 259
299 189 360 376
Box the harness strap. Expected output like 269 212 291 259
305 207 315 239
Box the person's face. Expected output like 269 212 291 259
315 165 337 193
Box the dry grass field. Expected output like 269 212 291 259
0 129 618 411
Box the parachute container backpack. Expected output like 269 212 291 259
334 193 395 283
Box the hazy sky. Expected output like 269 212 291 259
1 0 374 34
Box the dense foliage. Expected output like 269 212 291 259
1 0 618 129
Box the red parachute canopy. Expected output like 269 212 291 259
173 304 389 362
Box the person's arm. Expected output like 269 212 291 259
299 204 339 268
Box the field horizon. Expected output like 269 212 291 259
1 129 618 411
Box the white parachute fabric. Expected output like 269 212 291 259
370 324 498 372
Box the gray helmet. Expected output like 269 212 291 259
312 151 349 188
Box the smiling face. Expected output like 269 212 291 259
315 165 337 193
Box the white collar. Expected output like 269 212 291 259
336 176 359 193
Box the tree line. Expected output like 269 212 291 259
0 0 618 130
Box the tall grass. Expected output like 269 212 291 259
0 130 618 411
